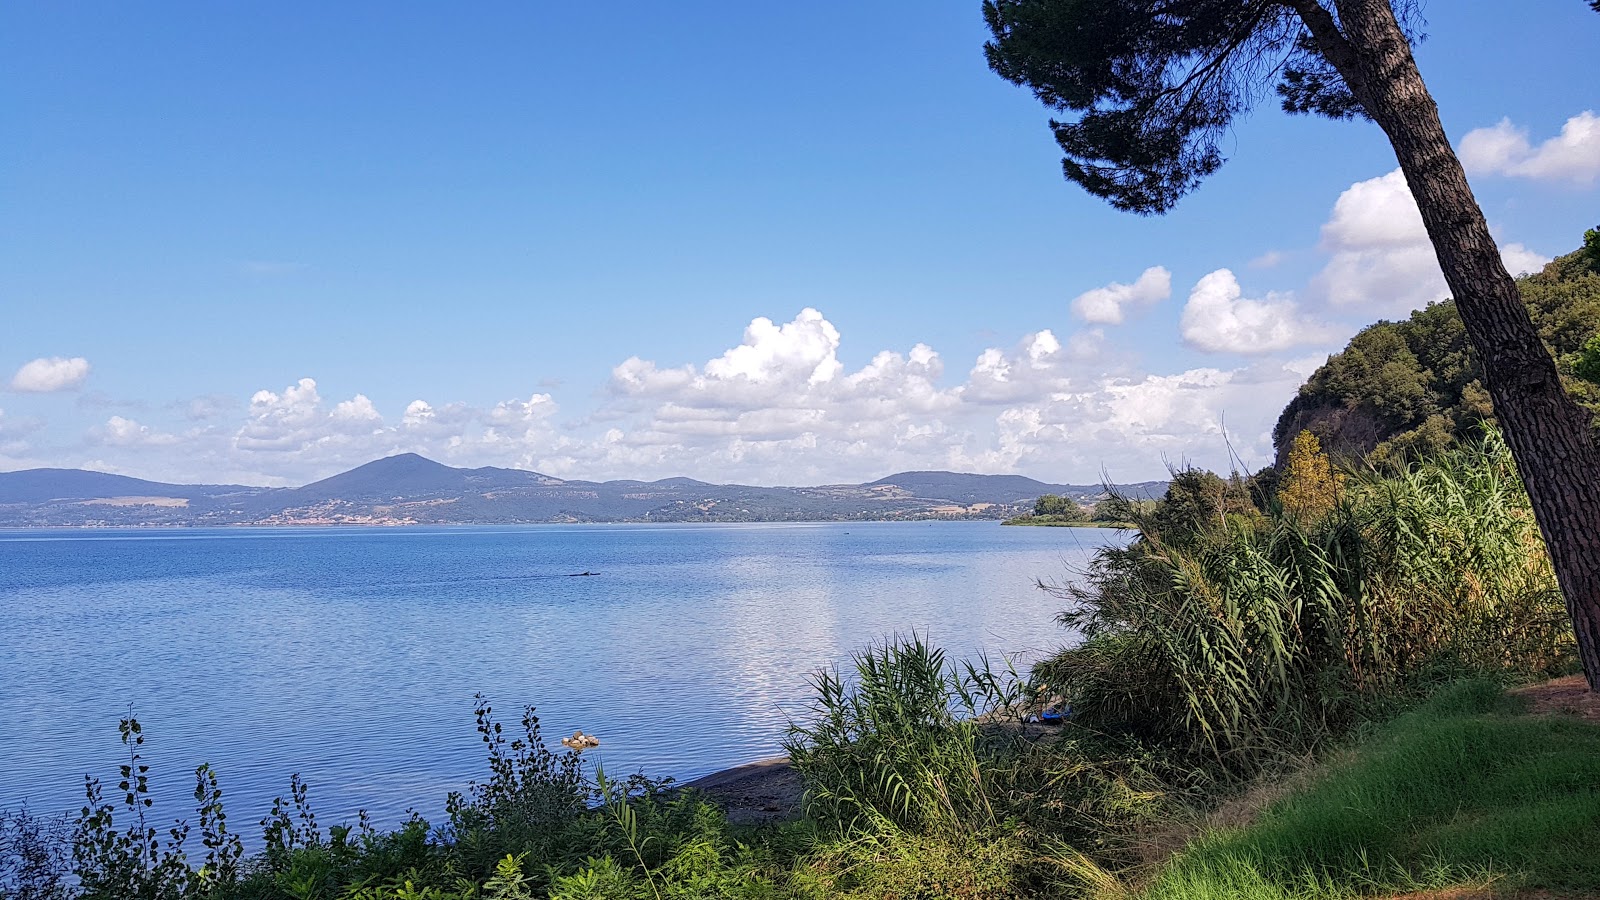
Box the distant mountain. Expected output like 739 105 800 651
0 468 262 504
294 453 560 501
865 471 1163 505
0 455 1168 527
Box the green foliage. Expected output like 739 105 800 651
782 635 1182 897
1031 494 1085 520
1276 238 1600 464
1142 680 1600 897
799 830 1032 900
1 806 72 900
783 635 1001 836
1035 431 1570 770
1276 432 1340 526
1147 470 1261 544
980 2 1423 212
445 695 587 881
1575 333 1600 386
73 717 202 900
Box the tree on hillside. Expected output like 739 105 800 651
1279 431 1342 524
984 0 1600 689
1577 337 1600 388
1274 240 1600 466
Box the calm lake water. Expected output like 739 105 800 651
0 521 1121 830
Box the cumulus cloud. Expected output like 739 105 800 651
489 394 557 425
1499 243 1552 277
1181 270 1336 355
89 416 180 448
1460 111 1600 185
948 358 1308 477
560 307 1307 483
234 378 405 456
10 357 91 393
332 394 382 423
17 307 1340 486
1070 266 1172 325
612 308 850 406
1309 169 1551 315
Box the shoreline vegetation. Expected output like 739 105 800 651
999 493 1150 529
5 429 1598 899
999 516 1129 528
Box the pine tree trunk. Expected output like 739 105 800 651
1295 0 1600 689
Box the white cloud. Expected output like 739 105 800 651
13 309 1339 487
1309 169 1550 315
235 378 401 456
10 357 91 393
1180 269 1335 354
489 394 557 425
705 308 843 385
89 416 180 448
402 400 436 428
1460 111 1600 185
1499 243 1551 277
332 394 382 423
1249 251 1285 269
1070 266 1172 325
555 307 1304 483
947 359 1307 478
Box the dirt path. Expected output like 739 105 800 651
1509 674 1600 723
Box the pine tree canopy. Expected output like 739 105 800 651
982 0 1421 213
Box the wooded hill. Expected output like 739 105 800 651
1274 232 1600 468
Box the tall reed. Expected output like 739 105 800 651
1035 430 1570 769
783 634 1001 836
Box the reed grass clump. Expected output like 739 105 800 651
1035 429 1571 770
781 635 999 836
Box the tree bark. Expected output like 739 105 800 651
1292 0 1600 690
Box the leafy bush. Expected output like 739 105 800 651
2 806 73 900
445 695 587 881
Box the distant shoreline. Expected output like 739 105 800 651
1000 518 1131 528
0 518 1024 531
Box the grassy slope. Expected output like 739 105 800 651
1140 680 1600 899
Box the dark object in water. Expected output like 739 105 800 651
566 571 601 577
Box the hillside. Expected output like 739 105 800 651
0 457 1163 527
0 469 263 504
1274 236 1600 467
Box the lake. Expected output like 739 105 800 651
0 521 1121 831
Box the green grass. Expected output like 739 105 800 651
1141 679 1600 899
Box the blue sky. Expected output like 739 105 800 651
2 2 1597 486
